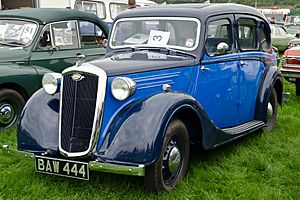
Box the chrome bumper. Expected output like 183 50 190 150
280 68 300 79
2 145 145 176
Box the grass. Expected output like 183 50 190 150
0 81 300 200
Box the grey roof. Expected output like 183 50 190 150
117 3 266 21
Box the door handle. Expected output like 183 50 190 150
201 66 210 72
76 54 86 59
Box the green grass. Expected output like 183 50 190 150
1 82 300 200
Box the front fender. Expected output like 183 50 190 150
0 64 53 97
18 89 59 154
96 92 214 166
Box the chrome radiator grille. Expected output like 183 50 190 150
60 73 99 153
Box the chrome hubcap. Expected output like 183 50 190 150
266 102 273 121
0 104 15 125
163 139 182 180
168 146 181 173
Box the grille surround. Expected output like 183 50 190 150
59 64 107 158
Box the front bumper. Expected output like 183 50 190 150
2 145 145 176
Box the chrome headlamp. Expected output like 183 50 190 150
42 73 62 95
111 77 136 101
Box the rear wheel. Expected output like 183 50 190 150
0 89 25 129
263 88 278 132
296 82 300 96
144 119 190 192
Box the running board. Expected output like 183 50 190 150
221 120 265 135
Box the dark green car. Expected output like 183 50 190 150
0 8 108 128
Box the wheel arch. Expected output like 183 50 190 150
0 83 29 101
170 105 204 146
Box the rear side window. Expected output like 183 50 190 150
205 19 232 56
79 21 107 48
238 18 257 50
258 22 271 52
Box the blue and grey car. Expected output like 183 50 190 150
9 4 282 192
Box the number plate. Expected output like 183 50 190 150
35 156 89 180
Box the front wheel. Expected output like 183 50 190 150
144 119 190 192
263 88 278 132
0 89 25 129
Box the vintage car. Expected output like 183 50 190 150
288 38 300 48
270 24 295 51
74 0 157 28
0 8 108 128
7 4 282 192
281 45 300 96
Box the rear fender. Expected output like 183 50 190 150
255 66 282 121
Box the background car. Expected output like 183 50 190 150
270 24 295 51
288 38 300 48
0 8 108 128
285 22 300 38
74 0 156 28
281 45 300 96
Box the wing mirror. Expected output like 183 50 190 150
216 42 229 55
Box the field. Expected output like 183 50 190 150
0 81 299 200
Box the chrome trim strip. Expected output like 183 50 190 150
89 161 145 176
59 63 107 158
109 17 201 52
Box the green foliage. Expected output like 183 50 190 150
0 81 300 199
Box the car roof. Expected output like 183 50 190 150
0 8 104 25
116 3 266 21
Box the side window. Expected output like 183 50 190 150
275 27 281 36
79 21 107 48
110 3 127 20
36 26 52 50
205 18 232 56
51 21 79 50
75 1 106 19
279 27 287 36
238 18 257 50
258 22 271 52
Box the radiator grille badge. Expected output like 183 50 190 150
71 73 85 81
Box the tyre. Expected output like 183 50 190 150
144 119 190 192
296 83 300 96
0 89 25 129
263 88 278 132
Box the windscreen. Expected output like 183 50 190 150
110 17 200 51
0 20 38 46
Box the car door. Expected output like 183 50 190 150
77 21 106 61
30 20 83 73
194 15 240 128
235 16 266 124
